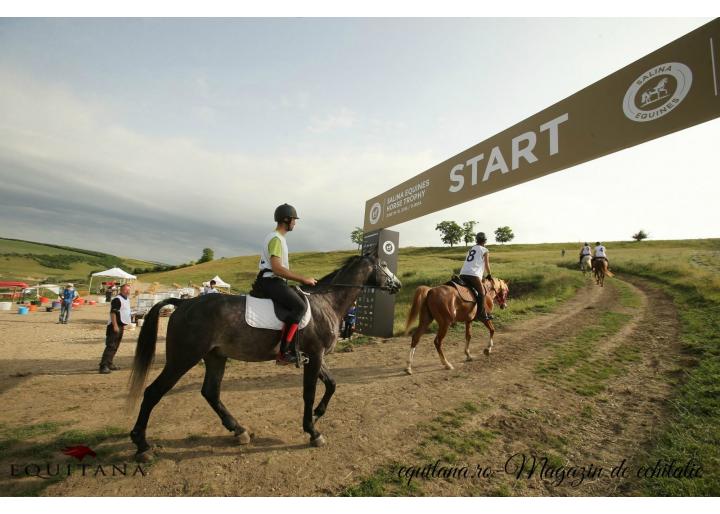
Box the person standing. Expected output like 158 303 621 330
99 283 132 374
459 232 493 321
58 283 78 324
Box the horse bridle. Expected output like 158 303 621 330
304 261 399 292
486 280 508 305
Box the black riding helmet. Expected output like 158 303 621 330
274 203 299 223
476 232 487 244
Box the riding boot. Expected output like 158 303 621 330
473 291 493 321
276 323 299 365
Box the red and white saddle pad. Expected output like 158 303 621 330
244 295 312 330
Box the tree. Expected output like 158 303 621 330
632 229 649 242
198 248 214 264
494 226 515 244
435 221 463 247
462 221 478 246
351 227 364 250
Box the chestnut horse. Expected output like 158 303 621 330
592 257 614 287
404 277 509 375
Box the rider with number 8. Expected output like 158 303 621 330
459 232 493 321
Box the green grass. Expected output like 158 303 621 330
535 306 638 398
611 258 720 495
0 237 156 286
341 463 420 496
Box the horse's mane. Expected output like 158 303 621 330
303 254 367 292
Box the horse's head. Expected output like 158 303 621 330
362 248 402 294
486 278 509 309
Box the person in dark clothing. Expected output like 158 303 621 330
341 303 357 339
99 284 132 374
254 204 317 365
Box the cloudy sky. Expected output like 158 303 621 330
0 16 717 263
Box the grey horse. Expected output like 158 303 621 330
127 252 401 461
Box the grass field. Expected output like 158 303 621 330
0 237 156 286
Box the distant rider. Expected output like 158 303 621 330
579 242 591 267
592 242 609 268
459 232 493 322
254 204 317 365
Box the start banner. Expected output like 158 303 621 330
364 19 720 231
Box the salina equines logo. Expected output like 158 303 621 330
623 62 692 122
368 202 382 225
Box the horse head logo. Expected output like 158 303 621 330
62 445 97 461
640 77 670 107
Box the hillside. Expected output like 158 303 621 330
137 238 720 334
0 237 158 284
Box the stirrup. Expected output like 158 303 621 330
275 351 297 366
295 350 309 368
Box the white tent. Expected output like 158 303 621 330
88 267 137 294
208 275 230 288
22 284 61 298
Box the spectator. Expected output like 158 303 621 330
58 283 78 324
99 283 131 374
342 302 357 339
202 280 219 295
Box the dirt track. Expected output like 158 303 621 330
0 275 683 496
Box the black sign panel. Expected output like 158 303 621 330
356 229 399 338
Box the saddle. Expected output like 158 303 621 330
445 275 478 303
246 281 312 330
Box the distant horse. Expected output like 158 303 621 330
403 277 509 375
580 254 593 276
127 252 401 461
592 257 614 287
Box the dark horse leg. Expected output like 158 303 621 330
312 361 336 423
201 349 251 444
130 359 199 460
302 352 326 447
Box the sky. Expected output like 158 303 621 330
0 15 717 264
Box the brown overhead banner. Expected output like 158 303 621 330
364 19 720 231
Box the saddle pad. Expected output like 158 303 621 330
244 295 312 330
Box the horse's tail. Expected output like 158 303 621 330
604 261 615 277
405 286 431 335
127 298 185 409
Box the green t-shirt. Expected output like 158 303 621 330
267 236 283 258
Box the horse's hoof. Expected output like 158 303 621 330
135 450 153 463
444 364 454 370
234 429 252 445
310 434 327 447
483 348 491 356
465 356 473 362
405 367 413 375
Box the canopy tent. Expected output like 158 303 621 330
0 281 29 301
23 284 61 299
88 267 137 295
205 275 230 288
